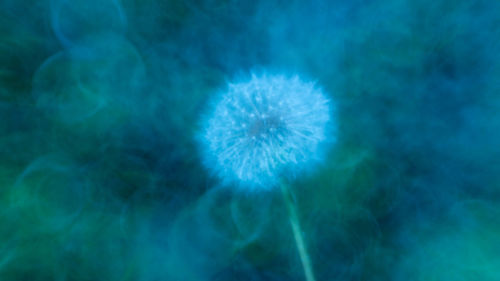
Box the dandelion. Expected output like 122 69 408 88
201 74 332 189
199 73 334 281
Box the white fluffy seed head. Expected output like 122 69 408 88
199 74 334 190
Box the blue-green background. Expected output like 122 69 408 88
1 0 500 280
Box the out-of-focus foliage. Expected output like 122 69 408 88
0 0 499 280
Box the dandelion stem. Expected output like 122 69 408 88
280 181 317 281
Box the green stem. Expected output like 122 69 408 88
280 181 317 281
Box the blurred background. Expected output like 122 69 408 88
1 0 500 280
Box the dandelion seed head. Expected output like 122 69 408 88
200 74 334 190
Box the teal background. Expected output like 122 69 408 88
1 0 500 280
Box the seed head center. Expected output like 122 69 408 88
247 115 282 139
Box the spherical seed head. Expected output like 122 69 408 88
200 74 333 190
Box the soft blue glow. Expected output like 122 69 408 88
200 74 333 190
